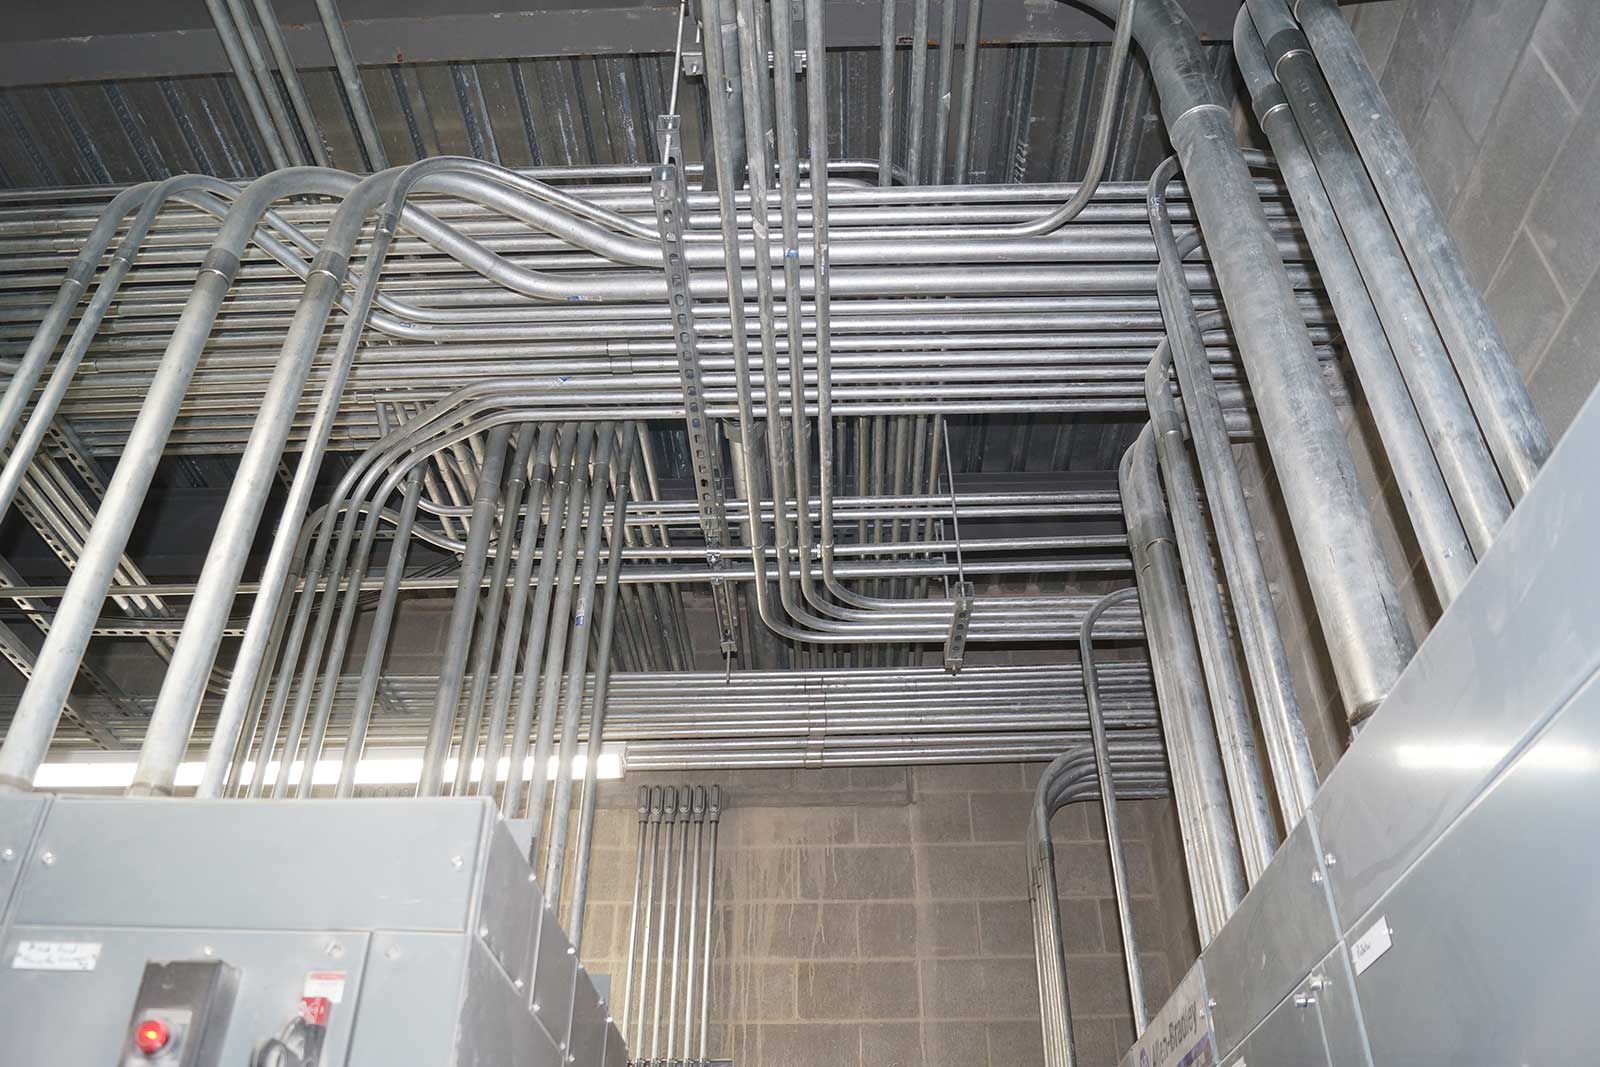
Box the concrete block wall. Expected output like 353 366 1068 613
568 766 1195 1066
1352 0 1600 443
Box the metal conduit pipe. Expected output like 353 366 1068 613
1079 589 1150 1032
220 0 307 165
526 427 600 845
664 783 691 1060
1121 428 1244 941
803 0 942 623
1007 0 1138 236
313 0 389 170
0 181 157 504
708 0 948 645
617 787 651 1034
1155 152 1398 745
544 426 629 896
505 423 579 818
648 784 678 1060
1237 4 1508 563
877 0 897 187
0 160 1324 767
1232 11 1478 603
0 182 375 716
632 425 695 670
749 0 930 634
697 786 721 1061
334 469 426 798
477 427 558 798
565 428 636 942
235 433 586 812
679 785 706 1057
931 0 958 184
223 553 304 797
0 185 163 521
1078 0 1414 721
735 0 855 638
0 181 1307 263
450 427 540 797
0 168 361 793
1147 171 1321 820
276 456 420 800
200 0 292 168
248 0 331 167
28 662 1158 750
246 464 410 800
1145 326 1279 880
1281 0 1549 499
906 0 930 184
1027 746 1169 1066
419 423 514 796
0 166 1295 234
632 786 664 1051
138 170 399 796
952 0 981 180
203 181 710 793
0 177 1306 276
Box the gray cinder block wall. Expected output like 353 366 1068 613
571 767 1196 1067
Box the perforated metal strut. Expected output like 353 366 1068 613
653 113 740 656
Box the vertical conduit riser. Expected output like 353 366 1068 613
420 424 515 796
1073 0 1412 721
1279 0 1551 498
1240 3 1511 561
1231 10 1478 606
1027 750 1169 1067
1121 430 1244 941
1147 170 1321 833
615 784 722 1064
477 427 559 800
335 470 426 798
1145 326 1282 876
544 426 624 895
1167 109 1414 722
1080 588 1151 1032
450 429 539 797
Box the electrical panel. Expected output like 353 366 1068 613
0 796 626 1066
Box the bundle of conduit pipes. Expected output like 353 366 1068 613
0 0 1550 1062
1022 1 1551 1065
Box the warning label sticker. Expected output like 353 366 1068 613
303 970 347 1003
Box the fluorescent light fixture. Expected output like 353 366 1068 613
33 744 625 792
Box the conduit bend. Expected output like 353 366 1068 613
1028 744 1168 1067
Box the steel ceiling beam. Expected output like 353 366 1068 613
0 0 1245 88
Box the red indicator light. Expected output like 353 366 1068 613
133 1017 169 1054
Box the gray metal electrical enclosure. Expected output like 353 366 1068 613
0 795 626 1066
1122 394 1600 1067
